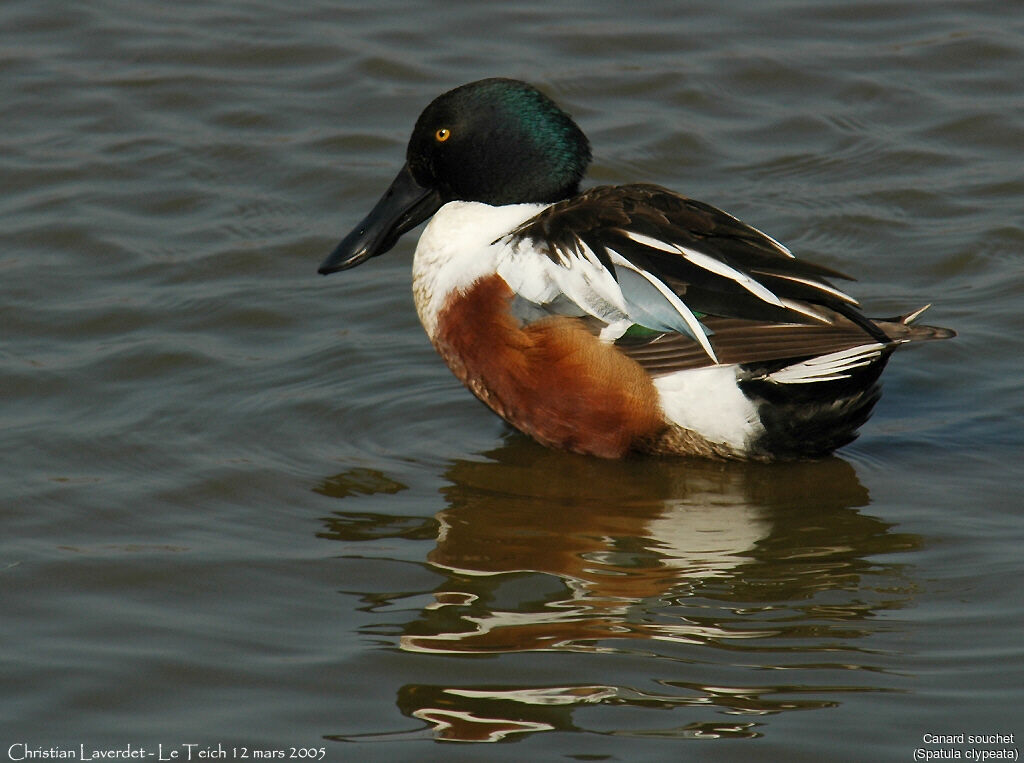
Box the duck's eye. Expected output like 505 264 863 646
434 128 451 143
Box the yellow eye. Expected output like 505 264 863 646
435 128 451 142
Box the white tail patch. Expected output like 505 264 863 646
766 343 885 384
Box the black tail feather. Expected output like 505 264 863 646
740 351 892 459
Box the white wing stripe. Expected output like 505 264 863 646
611 253 719 363
677 246 785 308
745 223 794 257
778 298 832 324
766 343 885 384
693 210 794 258
621 230 680 254
620 230 785 309
757 272 859 305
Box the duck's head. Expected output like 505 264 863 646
318 78 591 274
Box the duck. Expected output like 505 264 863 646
318 78 954 460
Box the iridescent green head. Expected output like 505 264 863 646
407 78 591 205
319 79 590 274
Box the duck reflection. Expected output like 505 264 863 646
319 443 920 742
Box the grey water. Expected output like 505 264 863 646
3 1 1022 760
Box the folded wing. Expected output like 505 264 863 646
503 184 905 363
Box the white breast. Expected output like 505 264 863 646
412 201 548 338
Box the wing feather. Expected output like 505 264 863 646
508 184 862 326
504 183 919 362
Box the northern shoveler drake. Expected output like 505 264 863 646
319 78 954 460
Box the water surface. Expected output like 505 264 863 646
3 1 1022 759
